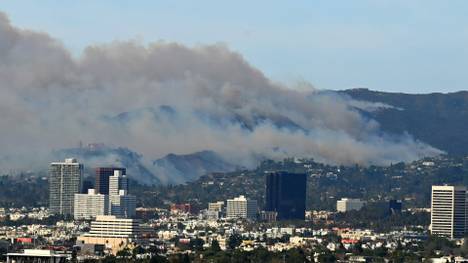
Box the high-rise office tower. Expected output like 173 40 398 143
95 167 126 195
108 170 134 218
226 195 257 219
265 172 307 220
109 170 129 195
431 185 467 239
49 158 83 216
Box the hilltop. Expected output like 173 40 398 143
342 88 468 155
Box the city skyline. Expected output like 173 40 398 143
2 2 468 262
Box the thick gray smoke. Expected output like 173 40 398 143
0 12 441 181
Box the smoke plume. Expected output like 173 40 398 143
0 12 441 182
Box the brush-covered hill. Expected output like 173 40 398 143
342 88 468 155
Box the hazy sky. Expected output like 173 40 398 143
2 1 468 93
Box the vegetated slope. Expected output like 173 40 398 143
152 150 238 183
342 88 468 155
3 156 468 210
135 156 468 211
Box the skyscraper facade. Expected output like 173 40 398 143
226 195 257 219
265 172 307 220
109 170 129 195
95 167 126 195
431 185 467 239
106 170 134 218
49 158 83 216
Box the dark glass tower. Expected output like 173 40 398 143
265 172 307 220
95 167 126 195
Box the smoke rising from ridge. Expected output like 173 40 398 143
0 12 441 182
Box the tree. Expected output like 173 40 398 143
285 248 307 263
190 238 204 251
133 245 146 259
150 254 169 263
317 252 336 263
102 255 117 263
211 239 221 252
116 247 132 259
168 253 190 263
228 234 243 250
251 247 272 263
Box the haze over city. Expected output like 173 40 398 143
1 2 468 262
2 1 468 93
0 3 452 180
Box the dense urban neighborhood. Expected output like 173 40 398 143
0 156 468 262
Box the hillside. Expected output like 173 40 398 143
152 150 238 183
52 147 239 185
135 155 468 211
4 155 468 211
342 88 468 155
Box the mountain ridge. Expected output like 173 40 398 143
341 88 468 155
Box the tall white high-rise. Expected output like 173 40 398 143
109 170 129 196
431 185 467 239
74 189 109 220
226 195 257 220
107 170 135 218
49 158 83 216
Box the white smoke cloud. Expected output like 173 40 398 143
0 12 442 180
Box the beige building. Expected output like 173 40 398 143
77 215 141 254
336 198 365 212
208 201 224 212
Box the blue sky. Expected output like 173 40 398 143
2 1 468 93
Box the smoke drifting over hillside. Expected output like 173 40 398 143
0 12 441 181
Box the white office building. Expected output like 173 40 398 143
109 170 129 196
74 189 109 220
431 185 467 239
49 158 83 216
226 195 257 219
336 198 365 212
82 215 140 238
